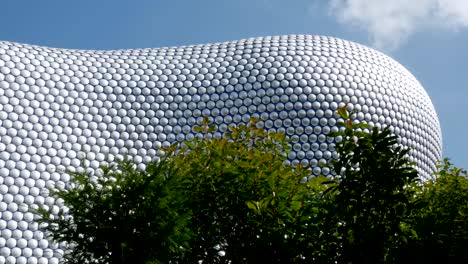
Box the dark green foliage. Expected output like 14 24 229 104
35 112 468 263
170 118 317 263
321 107 421 264
36 158 191 264
407 159 468 263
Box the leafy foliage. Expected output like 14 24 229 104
35 112 468 263
36 158 191 264
320 107 421 263
407 159 468 263
170 117 317 263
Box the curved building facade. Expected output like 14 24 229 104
0 35 441 262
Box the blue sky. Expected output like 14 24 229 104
1 0 467 169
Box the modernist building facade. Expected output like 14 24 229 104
0 35 441 262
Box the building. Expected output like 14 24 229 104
0 35 442 262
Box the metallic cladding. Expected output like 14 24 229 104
0 35 442 262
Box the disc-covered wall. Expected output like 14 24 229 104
0 35 442 262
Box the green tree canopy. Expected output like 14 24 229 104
168 118 318 263
35 110 468 264
321 108 421 263
408 159 468 263
36 157 191 264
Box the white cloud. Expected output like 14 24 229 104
328 0 468 50
435 0 468 27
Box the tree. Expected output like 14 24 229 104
36 117 325 263
408 159 468 263
36 157 191 264
36 111 468 263
321 107 421 264
169 117 320 263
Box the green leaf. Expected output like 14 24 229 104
246 201 257 211
193 126 204 133
337 105 349 119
